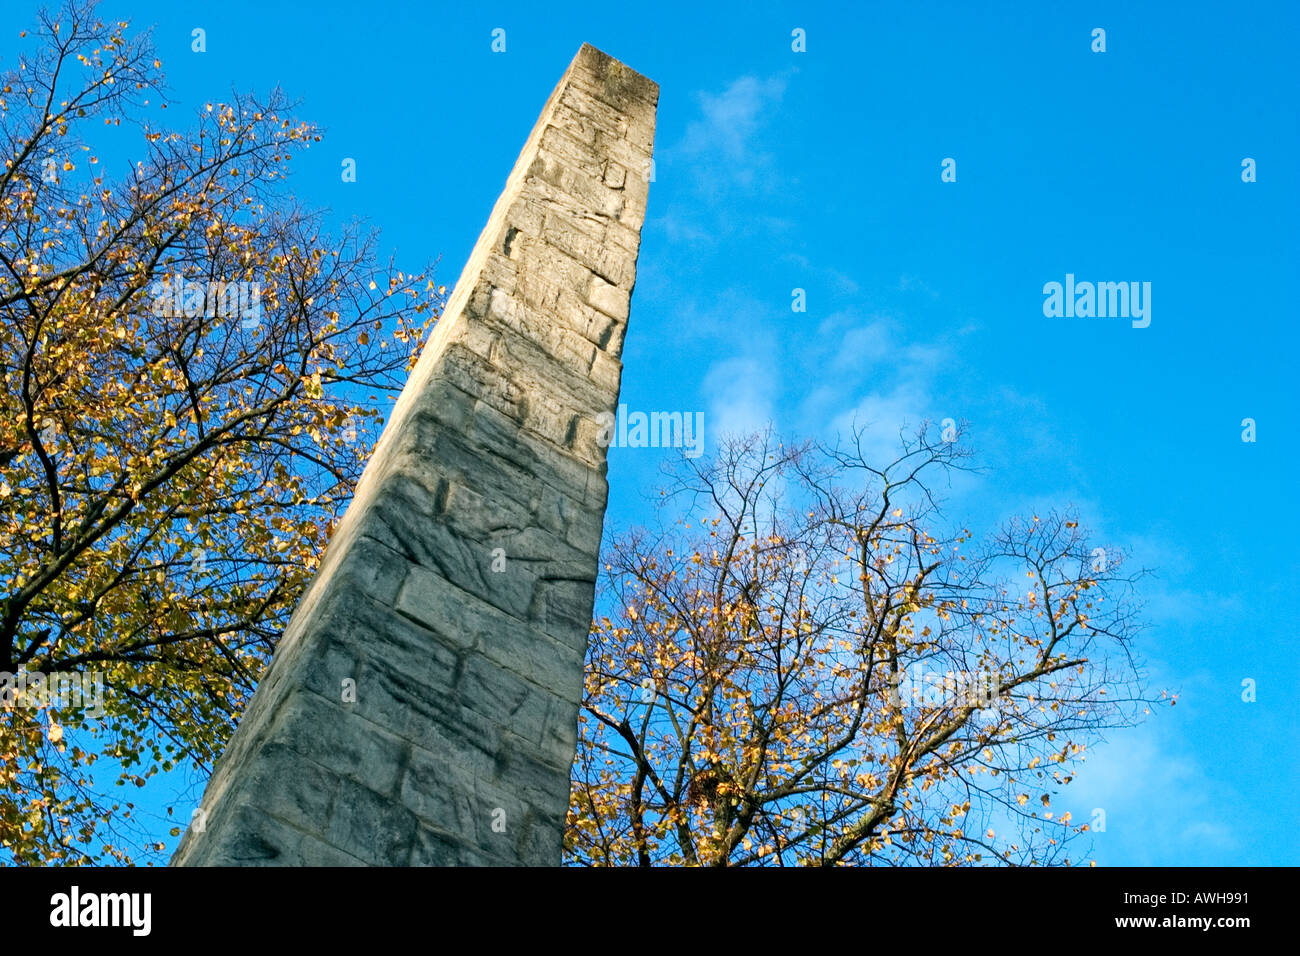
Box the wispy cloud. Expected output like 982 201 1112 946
1063 722 1241 865
658 76 955 471
653 72 792 248
679 75 786 167
704 356 777 440
696 301 954 462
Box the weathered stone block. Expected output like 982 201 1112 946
324 777 419 865
173 43 656 868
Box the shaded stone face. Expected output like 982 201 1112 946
171 44 657 867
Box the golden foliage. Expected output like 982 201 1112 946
0 1 439 863
566 428 1154 867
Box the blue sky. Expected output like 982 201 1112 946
5 0 1296 864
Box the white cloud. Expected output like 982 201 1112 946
1062 722 1240 865
652 73 791 246
695 302 954 467
703 356 776 440
824 384 934 468
680 75 787 164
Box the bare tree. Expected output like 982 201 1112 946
568 425 1159 866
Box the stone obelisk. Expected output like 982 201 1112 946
172 44 656 866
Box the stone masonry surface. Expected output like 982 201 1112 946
171 44 657 866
